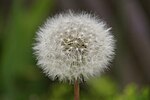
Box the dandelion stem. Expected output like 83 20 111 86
74 79 79 100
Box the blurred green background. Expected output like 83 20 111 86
0 0 150 100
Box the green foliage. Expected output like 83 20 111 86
0 0 55 99
46 76 150 100
48 83 73 100
85 76 149 100
88 76 118 100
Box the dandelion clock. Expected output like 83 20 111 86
33 11 115 100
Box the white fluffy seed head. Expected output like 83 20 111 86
33 11 115 83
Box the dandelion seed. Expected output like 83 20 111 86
33 11 115 82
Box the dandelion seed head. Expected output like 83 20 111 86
33 11 115 82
